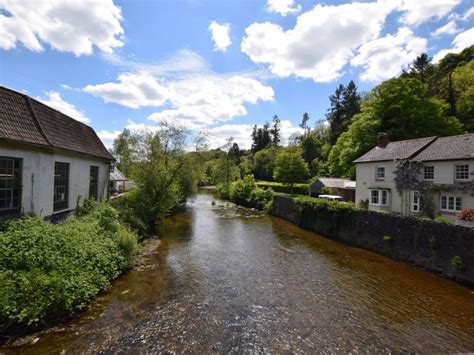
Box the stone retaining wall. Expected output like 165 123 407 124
271 194 474 286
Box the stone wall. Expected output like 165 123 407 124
271 194 474 286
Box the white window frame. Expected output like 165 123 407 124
376 166 385 181
411 191 420 212
455 164 469 181
370 189 389 207
423 166 434 181
440 195 462 212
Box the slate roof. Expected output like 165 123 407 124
0 86 114 161
110 167 128 181
354 136 436 163
311 177 356 189
413 133 474 161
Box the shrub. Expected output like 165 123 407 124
0 203 138 329
433 215 453 224
383 235 392 242
218 176 274 210
256 181 308 196
457 208 474 221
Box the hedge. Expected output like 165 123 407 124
256 181 309 196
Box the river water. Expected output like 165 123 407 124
2 192 474 353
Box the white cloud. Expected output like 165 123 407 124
102 49 209 75
208 21 232 52
433 27 474 62
85 71 274 125
0 0 124 55
84 73 169 109
351 27 427 82
462 7 474 21
431 20 460 37
204 119 302 149
241 1 396 83
37 91 91 124
266 0 301 16
97 129 121 148
397 0 461 26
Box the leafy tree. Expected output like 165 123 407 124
270 115 281 146
124 124 199 233
112 128 136 176
253 146 280 181
273 147 310 193
374 78 464 140
452 61 474 131
228 143 241 164
328 77 465 178
301 134 321 168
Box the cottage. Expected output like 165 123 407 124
309 177 356 202
354 133 474 220
0 86 114 220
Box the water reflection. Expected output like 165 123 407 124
2 192 473 353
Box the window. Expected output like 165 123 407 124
0 157 21 212
376 167 385 180
370 189 389 206
89 166 99 200
455 164 469 180
54 162 69 212
440 196 462 212
423 166 434 180
411 191 420 212
371 190 379 205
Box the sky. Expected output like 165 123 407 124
0 0 473 149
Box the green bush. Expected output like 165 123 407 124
0 203 138 329
217 176 274 210
256 181 308 196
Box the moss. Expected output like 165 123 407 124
451 256 465 271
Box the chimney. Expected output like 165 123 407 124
377 132 390 148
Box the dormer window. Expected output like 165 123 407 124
455 164 469 181
376 166 385 180
423 166 434 180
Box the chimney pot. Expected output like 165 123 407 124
377 133 390 148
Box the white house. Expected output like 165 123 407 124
0 86 115 220
354 133 474 220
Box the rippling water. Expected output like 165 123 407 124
2 192 474 353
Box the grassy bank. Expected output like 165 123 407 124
0 203 138 331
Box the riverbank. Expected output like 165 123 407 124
271 194 474 287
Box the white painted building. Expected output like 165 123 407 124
0 86 114 220
354 133 474 221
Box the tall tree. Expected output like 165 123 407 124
270 115 281 146
411 53 433 84
343 80 361 122
251 122 272 153
328 77 465 178
327 84 346 145
298 112 310 139
112 128 136 176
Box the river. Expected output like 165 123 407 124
2 192 474 353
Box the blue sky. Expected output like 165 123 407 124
1 0 473 149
